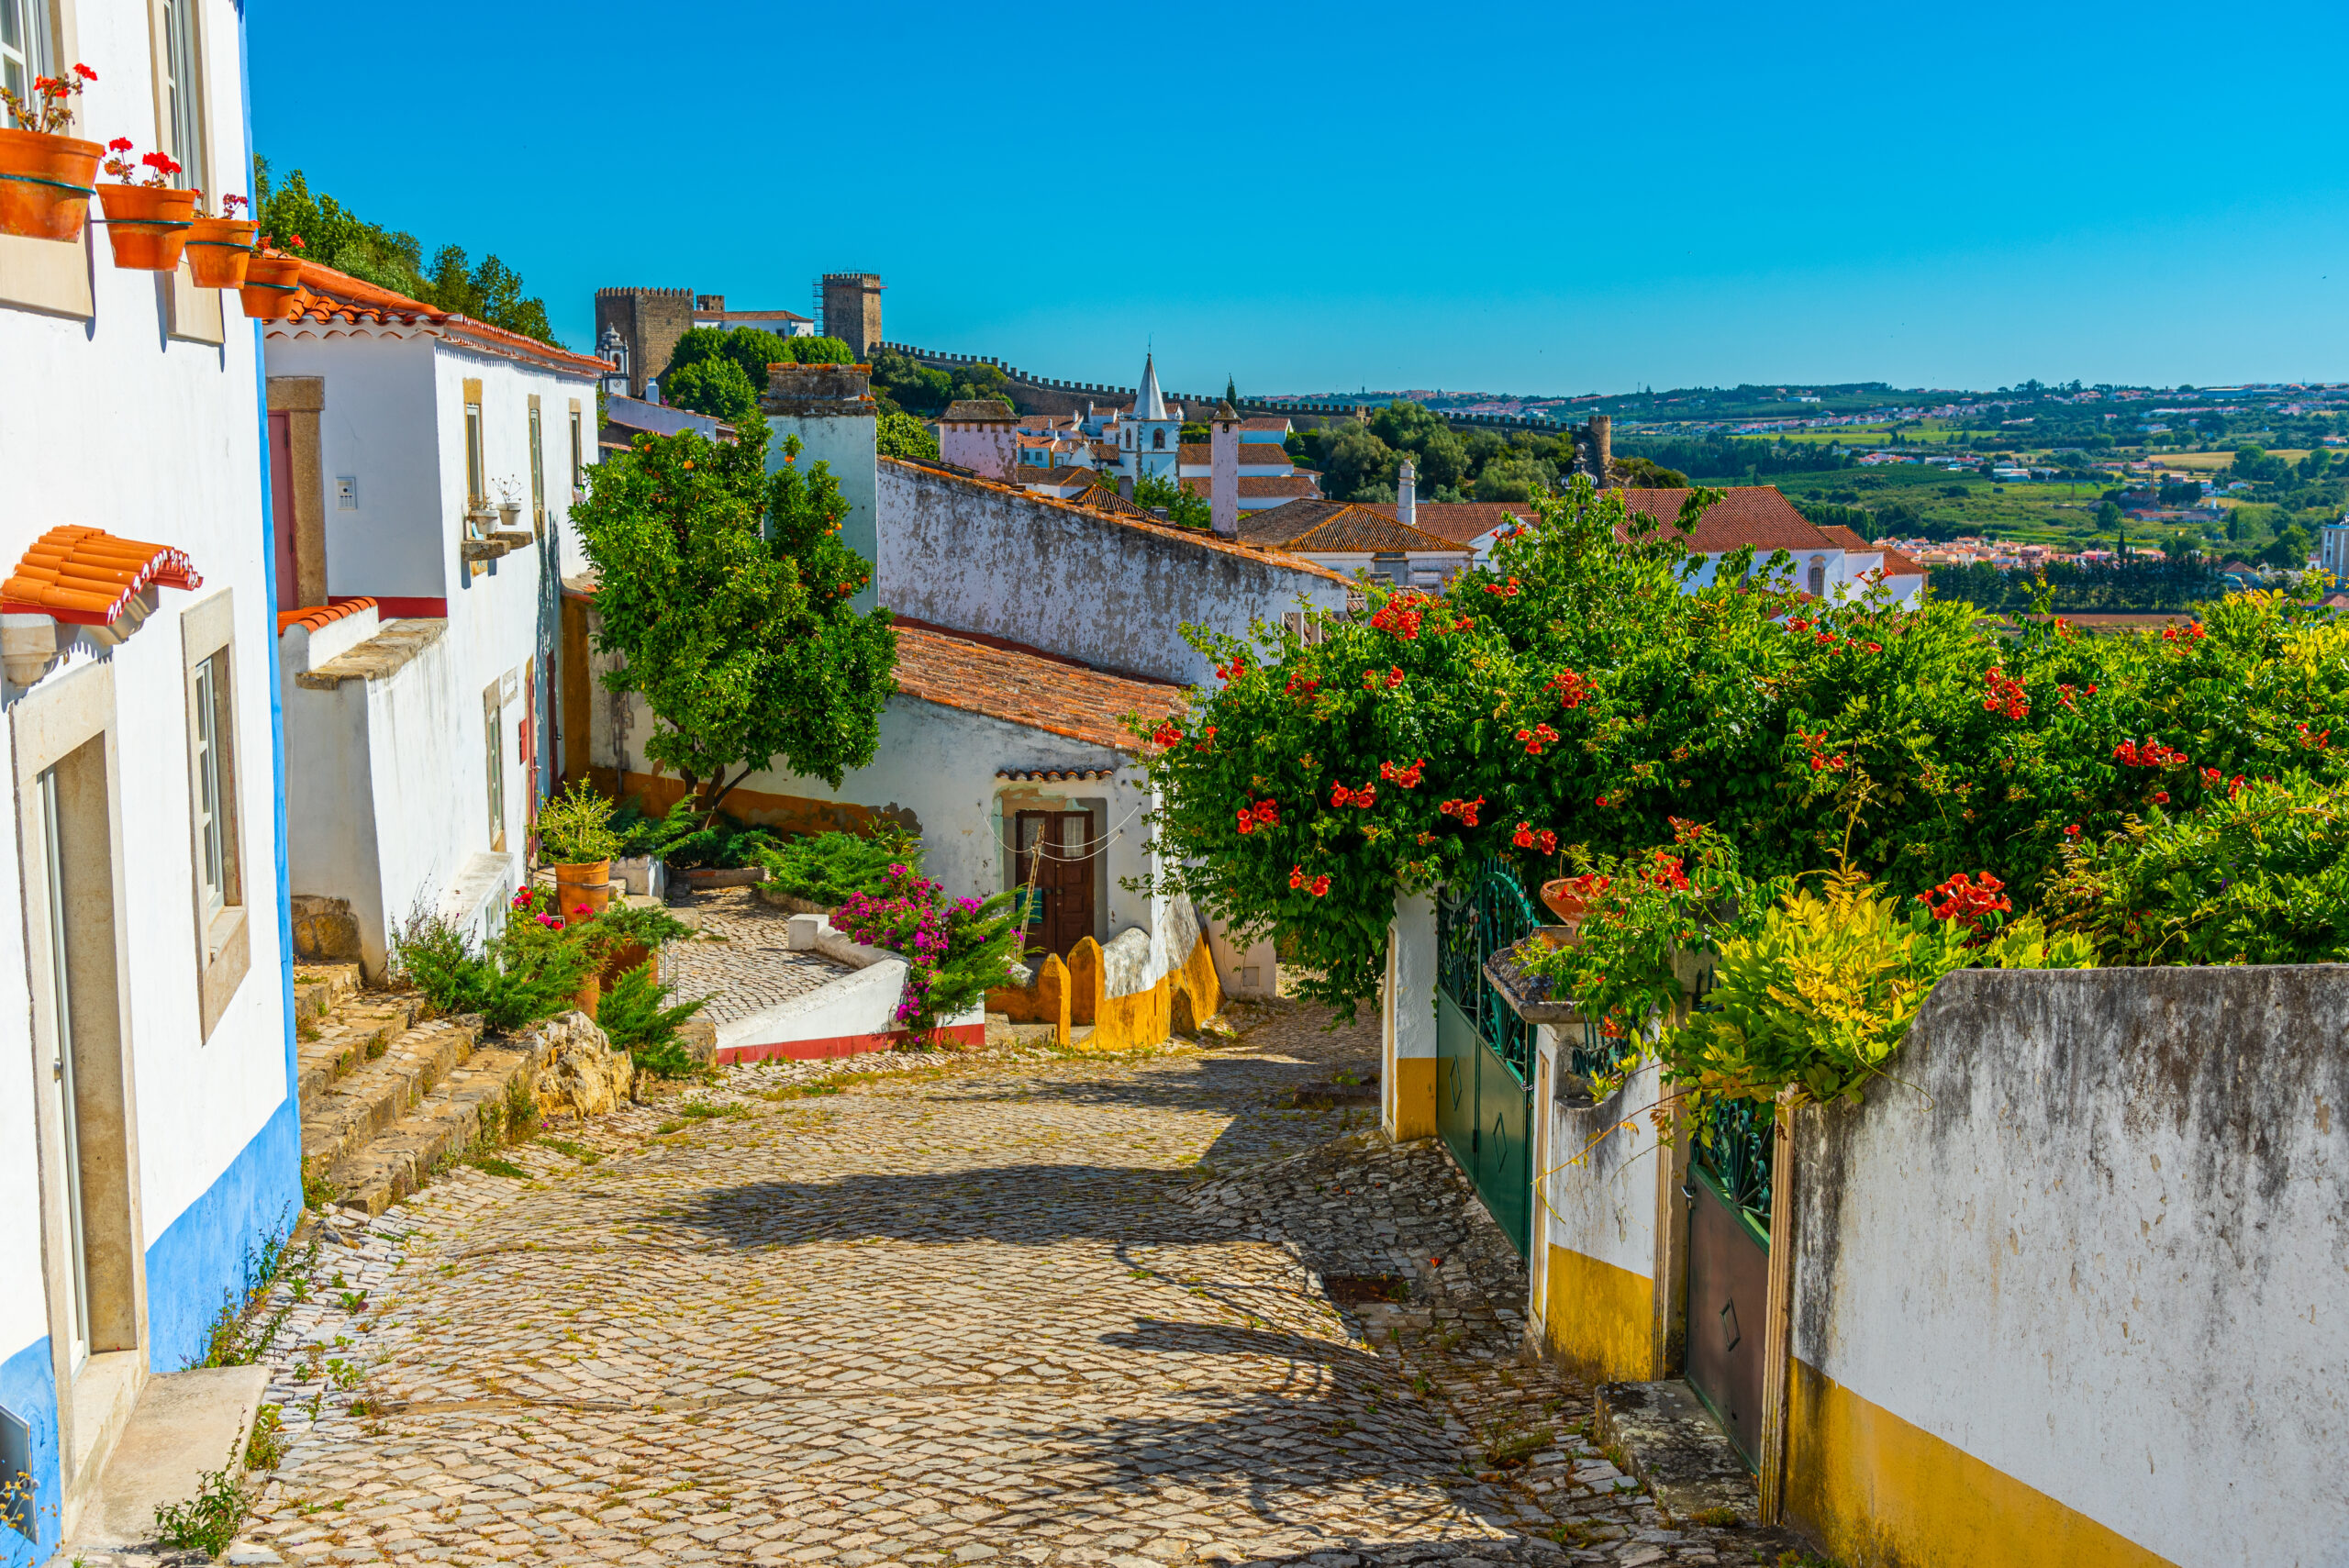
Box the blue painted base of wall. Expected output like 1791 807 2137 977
0 1337 57 1563
142 1094 303 1375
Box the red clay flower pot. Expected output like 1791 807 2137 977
95 182 195 270
238 251 305 319
0 128 102 240
184 216 257 287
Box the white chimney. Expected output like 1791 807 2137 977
1397 457 1417 529
1210 401 1241 538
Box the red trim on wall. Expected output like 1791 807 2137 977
330 594 447 617
714 1023 986 1065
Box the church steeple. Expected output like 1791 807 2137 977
1136 352 1168 421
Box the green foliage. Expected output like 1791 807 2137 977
1926 557 2224 613
251 161 556 343
610 798 777 870
536 780 624 865
1319 424 1402 502
1133 470 1211 528
245 1404 284 1471
570 418 896 813
596 959 707 1078
662 357 761 423
2047 774 2349 964
392 904 595 1035
667 324 799 405
153 1446 250 1557
876 410 941 462
790 335 855 365
1141 475 2349 1012
757 825 921 905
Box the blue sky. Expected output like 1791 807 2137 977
250 1 2349 396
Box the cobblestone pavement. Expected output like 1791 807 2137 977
176 1002 1798 1568
662 888 854 1029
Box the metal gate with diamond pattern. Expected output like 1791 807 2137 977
1433 861 1537 1257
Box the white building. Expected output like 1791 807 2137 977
1 0 301 1549
1103 354 1184 484
262 262 607 976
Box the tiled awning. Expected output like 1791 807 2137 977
4 525 202 624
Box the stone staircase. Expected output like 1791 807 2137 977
295 962 560 1217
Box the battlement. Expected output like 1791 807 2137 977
596 285 690 300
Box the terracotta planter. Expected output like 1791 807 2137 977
600 942 653 994
0 129 102 240
238 251 304 319
95 183 195 271
552 859 614 919
1540 877 1593 927
184 216 257 287
573 972 601 1022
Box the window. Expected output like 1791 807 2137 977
483 685 506 851
1 0 54 106
156 0 206 194
1807 556 1826 596
191 652 230 917
464 400 484 508
1152 428 1165 450
528 399 545 536
569 405 583 490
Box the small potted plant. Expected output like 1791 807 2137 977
537 780 624 918
95 139 195 270
185 191 257 288
0 63 101 240
239 232 306 320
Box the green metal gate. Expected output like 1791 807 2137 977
1685 1094 1775 1470
1434 860 1537 1257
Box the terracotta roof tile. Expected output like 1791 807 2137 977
1179 473 1320 501
891 625 1184 749
277 596 376 637
3 526 202 624
1817 524 1875 550
279 261 609 377
1617 487 1836 553
1235 501 1471 554
1878 548 1927 575
1358 501 1535 544
1177 442 1291 466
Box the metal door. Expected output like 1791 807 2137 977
1433 860 1538 1257
1685 1097 1774 1470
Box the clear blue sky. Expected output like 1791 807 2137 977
250 1 2349 397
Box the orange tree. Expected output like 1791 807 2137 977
1138 480 2349 1008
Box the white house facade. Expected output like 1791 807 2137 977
0 0 301 1549
262 262 607 975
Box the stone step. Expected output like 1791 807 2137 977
295 992 426 1117
300 1014 484 1184
291 962 361 1029
322 1031 562 1217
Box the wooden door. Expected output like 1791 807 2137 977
267 410 297 610
1014 809 1097 959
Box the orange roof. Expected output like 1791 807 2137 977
277 261 608 378
891 626 1184 749
277 597 376 637
1879 548 1927 576
3 526 202 625
1618 487 1838 554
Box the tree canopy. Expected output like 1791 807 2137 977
569 420 897 814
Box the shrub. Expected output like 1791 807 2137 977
536 780 624 865
2047 774 2349 964
596 959 707 1077
835 863 1021 1040
610 798 776 870
392 901 594 1035
757 825 920 906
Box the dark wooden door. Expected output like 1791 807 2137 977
1014 809 1097 958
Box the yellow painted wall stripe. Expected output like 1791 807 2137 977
1787 1359 2176 1568
1390 1055 1436 1140
1542 1243 1656 1385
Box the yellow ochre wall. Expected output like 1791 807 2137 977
1542 1244 1658 1386
1389 1055 1436 1140
1083 933 1224 1052
1785 1360 2176 1568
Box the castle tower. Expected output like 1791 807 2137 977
820 272 885 359
593 286 693 399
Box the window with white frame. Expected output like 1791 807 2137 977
529 401 545 534
183 592 250 1037
464 399 485 508
155 0 206 195
569 406 583 491
1 0 54 106
483 684 505 852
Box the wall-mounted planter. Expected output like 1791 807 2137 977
95 182 195 270
0 129 101 239
184 216 257 288
238 251 303 318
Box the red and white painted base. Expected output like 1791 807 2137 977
715 1021 987 1065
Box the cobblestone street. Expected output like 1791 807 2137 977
206 1004 1791 1568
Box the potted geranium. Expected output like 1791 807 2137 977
537 781 624 919
185 191 256 288
0 63 101 241
239 233 305 320
95 139 195 270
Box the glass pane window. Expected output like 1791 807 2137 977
483 688 505 850
529 406 545 528
192 654 227 917
570 411 582 489
464 403 484 507
158 0 205 193
1 0 52 106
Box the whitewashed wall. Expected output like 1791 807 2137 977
1788 965 2349 1563
874 459 1350 685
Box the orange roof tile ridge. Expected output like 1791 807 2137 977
3 525 203 625
276 596 377 636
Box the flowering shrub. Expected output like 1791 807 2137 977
0 61 95 135
835 864 1019 1041
1140 475 2349 1013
